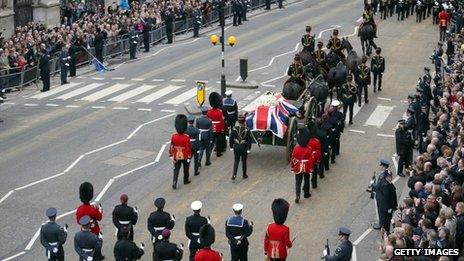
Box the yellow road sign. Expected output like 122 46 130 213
196 81 206 106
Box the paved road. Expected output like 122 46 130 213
0 0 438 259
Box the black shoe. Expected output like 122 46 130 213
349 121 353 125
62 82 70 85
365 100 369 104
295 197 300 203
373 89 377 93
378 88 382 91
172 184 177 189
320 174 325 179
331 160 336 164
40 89 48 92
398 172 406 177
232 175 236 180
312 184 317 189
304 193 311 198
373 224 382 230
243 174 248 179
143 50 149 53
194 172 200 176
206 161 211 166
358 103 361 107
184 180 191 184
217 153 222 157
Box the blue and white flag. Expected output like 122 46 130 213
92 58 107 73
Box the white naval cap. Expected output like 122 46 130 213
331 100 340 107
232 203 243 211
225 90 233 96
191 200 203 211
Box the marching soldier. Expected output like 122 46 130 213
329 100 344 162
39 44 50 92
301 26 315 54
433 42 444 74
170 114 192 189
323 227 353 260
341 75 357 125
196 106 212 166
264 199 293 260
129 27 138 60
308 127 322 189
432 1 440 24
112 194 138 241
327 29 345 60
397 0 405 21
396 119 413 177
195 224 222 260
76 182 104 260
438 7 449 41
60 45 70 85
186 115 201 176
388 0 395 17
147 197 176 257
154 229 184 260
315 41 328 72
355 56 371 105
380 0 388 19
422 67 432 86
320 114 334 172
74 215 103 261
229 114 252 180
114 226 145 260
426 0 432 17
40 208 67 261
207 92 226 157
404 0 410 17
225 204 253 261
223 90 238 136
287 54 305 87
371 47 385 92
291 127 315 203
185 201 209 261
416 0 424 22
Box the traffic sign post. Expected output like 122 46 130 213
196 81 206 106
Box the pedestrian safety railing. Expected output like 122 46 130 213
0 0 274 91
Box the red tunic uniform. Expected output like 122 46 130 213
290 144 315 174
439 10 450 27
76 203 103 234
194 248 222 261
207 108 225 133
308 138 322 164
169 133 192 160
264 223 292 259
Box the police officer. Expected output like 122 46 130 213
395 119 413 177
193 4 202 38
142 17 153 52
114 226 145 260
94 27 106 64
69 38 81 77
187 115 201 176
323 227 353 261
341 75 357 125
112 193 138 241
355 56 371 105
223 90 238 136
229 114 252 180
196 106 212 166
232 0 242 26
39 44 50 92
371 47 385 92
372 163 398 234
433 42 444 74
129 27 138 60
60 45 70 85
74 215 103 261
301 26 315 54
40 208 67 261
147 197 175 256
422 67 432 86
417 105 429 152
225 203 253 261
170 114 192 189
163 6 175 44
154 229 184 260
185 201 209 261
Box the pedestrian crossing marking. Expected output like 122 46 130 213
53 83 106 100
30 82 82 99
163 87 197 105
108 85 158 102
364 105 395 128
80 83 132 102
136 85 182 103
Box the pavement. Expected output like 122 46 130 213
0 0 439 260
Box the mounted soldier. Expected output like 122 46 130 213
327 29 345 61
301 25 315 54
315 40 329 73
362 6 377 38
287 54 306 87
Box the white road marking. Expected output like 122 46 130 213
316 25 341 39
92 77 104 80
261 83 276 87
80 83 132 101
171 79 186 82
152 78 165 82
91 106 105 109
45 103 59 107
249 43 300 74
30 82 82 99
155 144 167 162
113 107 129 110
377 97 392 101
2 251 26 261
164 87 196 105
352 247 358 261
24 103 39 107
261 75 286 86
364 105 395 128
85 140 127 155
137 108 152 111
132 78 144 81
64 155 85 173
108 84 157 102
356 16 363 22
56 209 77 220
2 102 15 105
94 178 114 202
112 77 125 80
0 190 14 204
377 133 394 138
136 85 181 103
113 161 156 179
353 228 373 245
14 172 66 191
126 113 176 140
349 129 366 134
54 83 105 100
25 228 41 250
65 105 81 108
161 109 176 112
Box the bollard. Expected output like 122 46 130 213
240 58 248 81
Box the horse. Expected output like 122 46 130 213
304 62 327 82
346 50 361 75
282 80 306 101
358 23 375 56
327 62 347 101
309 75 329 116
326 37 353 68
299 48 317 66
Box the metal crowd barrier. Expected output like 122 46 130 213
0 0 274 91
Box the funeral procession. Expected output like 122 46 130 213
3 0 464 259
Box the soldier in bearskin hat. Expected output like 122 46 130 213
75 182 104 260
207 92 226 157
194 224 222 260
290 127 315 203
169 114 192 189
264 198 293 260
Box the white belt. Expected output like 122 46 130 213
191 232 200 236
154 226 166 231
199 129 209 131
234 236 242 240
119 220 131 225
190 139 196 142
227 111 236 114
49 242 58 246
198 129 209 141
212 121 220 124
82 248 93 252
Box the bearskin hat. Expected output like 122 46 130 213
79 182 94 204
175 114 188 134
199 223 215 247
209 92 222 108
272 198 290 225
296 127 310 147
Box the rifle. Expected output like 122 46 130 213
366 171 376 199
321 238 330 259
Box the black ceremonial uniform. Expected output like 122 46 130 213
287 63 305 86
129 28 138 59
373 175 398 234
185 214 209 260
193 8 202 37
395 126 414 175
154 241 183 260
325 240 353 261
320 120 334 171
341 82 357 124
417 110 429 151
94 30 106 63
315 48 328 71
327 37 345 60
230 125 252 179
196 115 212 165
329 110 344 162
355 64 371 105
223 96 239 135
147 210 175 247
371 54 385 91
397 0 405 21
163 9 175 44
225 215 253 261
232 0 242 26
60 48 69 84
186 124 201 176
143 18 153 52
68 40 80 77
301 34 315 53
40 221 67 260
114 239 144 260
74 230 102 261
39 50 51 92
112 203 138 240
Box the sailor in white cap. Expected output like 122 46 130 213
329 99 344 163
225 203 253 261
40 208 68 261
185 201 209 260
223 90 238 136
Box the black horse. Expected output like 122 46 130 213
327 62 347 101
358 23 376 56
346 49 361 75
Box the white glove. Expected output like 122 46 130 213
179 243 184 250
370 180 375 185
323 248 328 257
64 224 68 233
86 256 93 261
53 247 58 253
230 148 233 151
140 243 145 250
388 209 392 214
171 214 176 221
247 150 250 153
98 232 103 239
134 206 138 213
197 238 201 243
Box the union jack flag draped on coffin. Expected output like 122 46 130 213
245 95 298 139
